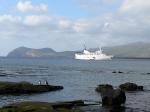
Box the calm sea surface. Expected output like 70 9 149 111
0 58 150 111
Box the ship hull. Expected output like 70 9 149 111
75 54 113 60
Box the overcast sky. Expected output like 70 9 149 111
0 0 150 56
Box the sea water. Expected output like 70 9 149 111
0 58 150 111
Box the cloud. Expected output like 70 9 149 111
0 15 21 23
23 15 52 26
58 19 72 29
17 1 48 13
76 0 105 12
75 0 121 14
120 0 150 14
1 0 150 55
1 12 150 55
73 20 90 33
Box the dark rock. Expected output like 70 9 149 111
0 74 7 77
96 84 126 106
109 106 126 112
118 71 123 74
0 101 143 112
137 86 143 91
112 89 126 106
112 71 117 73
0 81 63 94
112 71 123 74
52 100 85 109
0 101 84 112
96 84 113 92
119 82 143 91
101 89 126 106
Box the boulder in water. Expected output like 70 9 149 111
112 70 124 74
101 89 126 106
119 82 143 91
96 84 126 106
96 84 113 92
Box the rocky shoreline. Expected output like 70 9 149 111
95 82 144 106
0 81 63 94
0 81 146 112
0 100 85 112
0 100 145 112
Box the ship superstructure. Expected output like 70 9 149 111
75 48 113 60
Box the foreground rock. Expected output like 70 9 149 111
96 84 126 106
0 81 63 94
0 100 85 112
0 100 144 112
52 100 85 109
119 82 143 91
96 84 113 92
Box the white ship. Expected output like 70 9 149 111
75 47 113 60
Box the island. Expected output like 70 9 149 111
6 42 150 59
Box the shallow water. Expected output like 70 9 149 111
0 58 150 111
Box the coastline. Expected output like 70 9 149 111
0 81 147 112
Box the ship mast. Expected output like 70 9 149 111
83 44 87 50
99 47 103 53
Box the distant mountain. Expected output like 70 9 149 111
103 42 150 58
6 42 150 58
7 47 56 58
